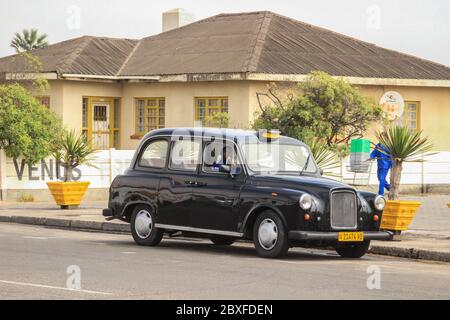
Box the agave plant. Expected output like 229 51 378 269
304 137 341 176
53 130 96 182
376 126 433 200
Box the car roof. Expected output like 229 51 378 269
143 127 304 145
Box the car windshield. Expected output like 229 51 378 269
241 142 317 174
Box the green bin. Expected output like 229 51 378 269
350 139 371 153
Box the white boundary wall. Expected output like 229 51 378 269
338 151 450 186
0 149 449 200
1 149 133 194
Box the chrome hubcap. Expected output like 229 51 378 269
135 210 153 239
258 218 278 250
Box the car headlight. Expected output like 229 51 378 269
299 194 313 210
374 195 386 211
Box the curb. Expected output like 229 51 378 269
1 215 130 234
1 216 448 263
369 245 450 263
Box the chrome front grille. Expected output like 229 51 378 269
330 190 357 230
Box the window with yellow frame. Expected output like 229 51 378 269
395 101 421 130
195 97 228 125
135 98 166 135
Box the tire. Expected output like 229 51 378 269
335 241 370 258
253 210 289 258
130 205 164 246
210 236 235 246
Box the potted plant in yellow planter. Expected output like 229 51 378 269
47 130 96 209
376 126 433 233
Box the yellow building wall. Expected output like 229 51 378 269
41 79 450 152
42 80 122 132
357 85 450 151
248 81 450 151
121 81 251 149
60 80 123 131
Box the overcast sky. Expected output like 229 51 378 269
0 0 449 66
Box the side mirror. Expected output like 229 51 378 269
319 168 324 176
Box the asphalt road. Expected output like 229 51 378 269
0 222 449 299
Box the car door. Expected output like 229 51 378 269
157 136 201 227
130 137 169 215
191 139 246 233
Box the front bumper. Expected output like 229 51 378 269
288 230 393 242
102 208 117 221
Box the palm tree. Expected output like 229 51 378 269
10 29 48 52
376 126 433 200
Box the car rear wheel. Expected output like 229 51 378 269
210 236 235 246
130 205 163 246
335 241 371 258
253 210 289 258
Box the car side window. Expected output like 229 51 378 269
202 140 237 174
138 139 168 169
169 139 200 171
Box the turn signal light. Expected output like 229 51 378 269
373 214 379 222
304 214 311 221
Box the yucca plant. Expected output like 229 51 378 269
304 137 341 176
376 126 433 200
52 130 96 182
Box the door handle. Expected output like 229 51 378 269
184 180 195 185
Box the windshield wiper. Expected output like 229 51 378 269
299 154 311 176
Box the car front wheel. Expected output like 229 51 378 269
253 210 289 258
335 241 370 258
130 205 164 246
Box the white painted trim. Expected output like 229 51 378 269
340 76 450 87
247 73 308 82
4 72 58 80
247 73 450 87
4 71 449 87
155 223 243 237
120 75 161 80
61 74 161 81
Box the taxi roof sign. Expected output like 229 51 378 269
259 130 281 140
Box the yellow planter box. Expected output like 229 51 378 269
380 200 421 231
47 181 90 207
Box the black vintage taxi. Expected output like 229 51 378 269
103 128 391 258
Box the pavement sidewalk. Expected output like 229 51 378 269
0 195 449 263
0 200 130 233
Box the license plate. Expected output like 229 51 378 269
338 232 364 242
